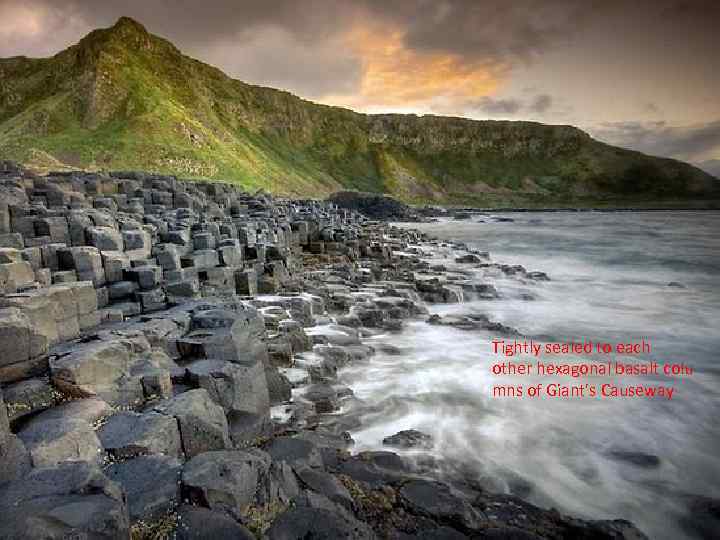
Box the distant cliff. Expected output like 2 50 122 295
1 17 718 206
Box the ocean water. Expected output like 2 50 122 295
339 211 720 540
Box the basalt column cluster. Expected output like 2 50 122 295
0 161 646 540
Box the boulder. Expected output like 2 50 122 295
108 280 139 300
303 383 340 413
122 228 152 257
137 287 167 312
228 410 273 447
106 455 182 520
153 389 230 458
2 378 55 423
66 246 106 287
0 261 35 294
17 401 105 467
182 449 282 521
86 226 124 251
186 358 270 416
235 268 257 296
0 462 130 539
0 387 32 485
101 250 130 283
0 247 22 263
295 467 353 510
266 507 375 540
0 306 49 383
383 429 434 450
99 411 182 459
0 433 31 486
399 479 485 532
218 245 242 267
49 339 144 406
177 306 268 366
265 366 292 404
264 436 324 469
328 190 413 220
129 264 162 290
175 505 255 540
156 243 182 271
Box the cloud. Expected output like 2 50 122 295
0 0 590 108
529 94 552 113
0 0 717 122
308 20 506 111
472 97 523 115
436 93 555 119
196 26 363 99
589 120 720 162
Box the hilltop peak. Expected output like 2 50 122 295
73 16 162 64
109 16 149 36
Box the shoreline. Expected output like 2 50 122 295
0 165 648 539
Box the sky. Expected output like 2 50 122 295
1 0 718 172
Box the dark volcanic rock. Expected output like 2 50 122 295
175 504 255 540
153 389 230 458
399 479 485 532
267 506 376 539
106 454 182 520
383 429 434 449
607 450 661 469
0 462 130 539
427 313 520 335
264 436 324 469
295 467 354 510
679 495 720 540
181 449 269 520
0 163 650 540
328 191 415 221
0 387 31 485
98 410 182 459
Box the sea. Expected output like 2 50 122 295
338 211 720 540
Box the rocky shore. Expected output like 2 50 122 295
0 160 647 539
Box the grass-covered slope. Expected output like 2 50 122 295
0 17 717 205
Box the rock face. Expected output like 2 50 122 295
17 400 106 467
175 505 255 540
153 389 231 458
106 455 182 520
0 462 130 539
49 339 137 404
98 410 183 459
328 191 416 220
181 449 271 520
382 429 434 449
0 162 649 540
0 387 31 485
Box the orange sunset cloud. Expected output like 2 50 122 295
319 22 508 114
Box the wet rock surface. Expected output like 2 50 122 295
0 163 647 539
383 429 434 449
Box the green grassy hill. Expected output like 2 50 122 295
1 16 717 206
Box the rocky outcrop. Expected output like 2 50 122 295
153 389 231 458
328 191 417 221
0 163 648 539
0 462 130 539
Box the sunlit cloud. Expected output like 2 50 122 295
0 2 92 58
318 21 508 114
0 4 45 38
